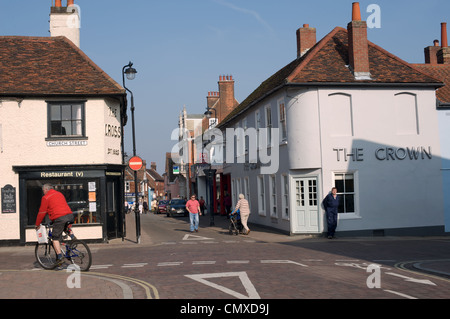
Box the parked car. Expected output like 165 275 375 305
157 200 168 214
166 198 187 217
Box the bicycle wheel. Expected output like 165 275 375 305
67 240 92 271
35 243 58 270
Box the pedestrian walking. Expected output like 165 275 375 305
186 194 201 232
234 194 251 235
224 193 232 218
323 187 340 239
199 196 205 215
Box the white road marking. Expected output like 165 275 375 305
386 272 436 286
192 261 216 265
261 260 308 267
158 262 183 267
91 264 113 269
227 260 250 264
182 234 213 241
121 263 148 268
185 271 261 299
384 289 417 299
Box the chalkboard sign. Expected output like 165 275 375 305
1 184 16 214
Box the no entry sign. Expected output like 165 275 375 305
129 156 143 171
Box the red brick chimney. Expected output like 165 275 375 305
206 91 219 110
296 24 316 58
347 2 371 80
203 75 239 131
424 40 440 65
217 75 238 123
437 22 450 64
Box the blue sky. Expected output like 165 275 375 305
1 0 449 173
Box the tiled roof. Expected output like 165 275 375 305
0 36 125 96
147 168 164 182
412 64 450 105
220 27 443 125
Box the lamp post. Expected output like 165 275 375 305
122 61 141 244
203 106 218 226
204 167 216 226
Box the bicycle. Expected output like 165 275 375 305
35 222 92 272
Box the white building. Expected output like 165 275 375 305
217 3 446 236
413 22 450 232
0 1 127 243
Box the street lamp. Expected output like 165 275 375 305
122 61 141 244
203 106 218 226
204 107 217 128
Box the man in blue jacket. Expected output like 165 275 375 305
323 187 340 239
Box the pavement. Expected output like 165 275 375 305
0 212 449 300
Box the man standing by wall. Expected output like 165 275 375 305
323 187 340 239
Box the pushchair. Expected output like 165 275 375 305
229 209 243 235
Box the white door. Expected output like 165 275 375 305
291 177 320 233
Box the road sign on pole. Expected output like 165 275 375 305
129 156 143 171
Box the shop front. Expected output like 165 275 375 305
13 164 124 244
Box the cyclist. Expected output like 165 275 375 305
35 183 75 264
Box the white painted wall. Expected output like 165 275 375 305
0 97 122 240
224 85 444 235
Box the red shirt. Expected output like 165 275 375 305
35 189 72 226
186 199 200 214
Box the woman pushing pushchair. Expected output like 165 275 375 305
229 194 251 235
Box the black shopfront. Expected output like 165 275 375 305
13 164 125 244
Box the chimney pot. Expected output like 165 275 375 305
437 22 450 64
55 0 62 7
352 2 362 21
67 0 74 6
434 39 440 47
441 22 448 47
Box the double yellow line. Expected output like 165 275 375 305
83 272 159 299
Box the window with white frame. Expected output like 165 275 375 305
265 106 272 146
278 99 287 141
257 175 265 215
255 110 261 149
281 174 289 219
269 175 277 217
244 177 250 211
334 172 355 214
243 117 248 155
48 102 85 138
